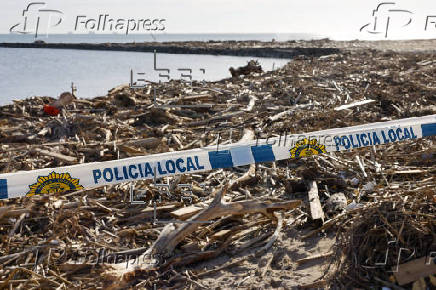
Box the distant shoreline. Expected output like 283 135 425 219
0 41 340 59
2 38 436 58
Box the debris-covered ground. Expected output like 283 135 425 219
0 45 435 289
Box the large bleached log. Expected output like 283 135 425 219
145 185 301 260
104 184 301 281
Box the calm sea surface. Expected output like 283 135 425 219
0 34 313 105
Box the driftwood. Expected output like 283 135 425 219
106 184 301 279
306 180 324 224
149 186 298 257
170 205 202 220
334 99 375 111
1 43 435 289
31 148 78 164
258 212 283 253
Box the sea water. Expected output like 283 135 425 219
0 33 314 105
0 47 290 105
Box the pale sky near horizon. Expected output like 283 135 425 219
2 0 436 40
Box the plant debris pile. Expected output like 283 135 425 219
0 47 435 289
332 191 435 288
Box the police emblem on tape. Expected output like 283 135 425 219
27 171 84 196
289 138 326 158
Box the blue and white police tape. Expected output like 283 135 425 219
0 114 435 200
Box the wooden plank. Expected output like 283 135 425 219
307 180 325 223
33 148 77 163
123 137 161 148
334 99 375 111
182 94 211 101
170 206 202 220
211 229 232 240
391 169 425 175
120 204 178 222
393 256 436 285
118 144 146 156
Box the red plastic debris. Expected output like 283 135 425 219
43 104 60 116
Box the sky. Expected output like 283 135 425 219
2 0 436 40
